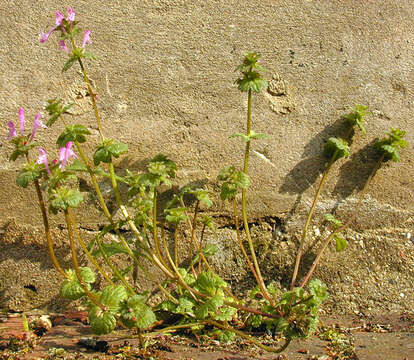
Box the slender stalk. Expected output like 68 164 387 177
291 127 355 289
173 227 179 266
233 198 259 283
207 320 291 353
65 209 104 309
70 39 104 140
145 322 203 338
241 89 272 305
33 179 66 277
68 209 114 285
290 153 336 289
299 155 384 288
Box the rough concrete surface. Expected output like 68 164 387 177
0 1 413 312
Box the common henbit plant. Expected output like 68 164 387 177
5 8 408 353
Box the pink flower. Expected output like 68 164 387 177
29 114 47 142
37 148 52 176
19 108 25 135
67 7 75 23
7 122 17 140
40 8 75 43
59 141 78 170
40 11 64 43
58 40 70 54
82 30 91 48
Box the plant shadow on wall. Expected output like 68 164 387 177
4 7 408 354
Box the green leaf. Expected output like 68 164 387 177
231 133 250 142
93 146 111 165
236 71 268 93
343 105 369 134
49 187 84 212
308 279 328 305
334 235 347 252
236 52 266 73
65 159 88 172
93 139 128 165
120 295 156 329
62 55 77 72
82 50 97 60
234 171 250 188
220 182 238 201
214 306 236 321
165 207 188 224
92 241 130 258
16 162 43 188
57 124 91 147
232 131 269 142
100 285 128 312
60 267 95 300
44 98 73 127
175 296 196 314
88 307 117 335
199 216 216 233
323 137 350 161
375 128 408 162
194 271 227 296
79 267 96 284
324 214 343 229
178 268 196 285
9 137 38 161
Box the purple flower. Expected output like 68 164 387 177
7 122 17 140
59 141 78 170
40 11 64 43
58 40 70 54
82 30 91 48
37 148 52 176
66 7 75 23
19 108 25 135
40 8 75 43
29 114 47 142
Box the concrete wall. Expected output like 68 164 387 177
0 0 413 312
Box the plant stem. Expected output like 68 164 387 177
299 154 384 288
33 179 66 277
207 320 291 353
233 198 259 284
290 152 337 289
65 209 104 309
241 89 272 305
291 127 355 289
68 209 114 285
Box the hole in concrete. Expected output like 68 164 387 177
24 284 37 293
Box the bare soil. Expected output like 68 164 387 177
0 311 413 360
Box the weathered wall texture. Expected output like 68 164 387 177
0 1 413 312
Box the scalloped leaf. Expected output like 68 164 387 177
100 285 128 312
323 137 350 161
88 307 117 335
120 295 156 329
324 214 343 229
16 162 43 188
57 124 91 147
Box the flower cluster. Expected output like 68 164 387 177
7 108 46 142
40 7 91 55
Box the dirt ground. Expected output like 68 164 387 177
0 311 413 360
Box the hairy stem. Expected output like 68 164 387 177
241 89 272 305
